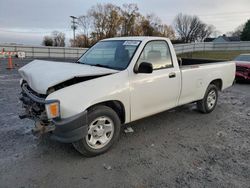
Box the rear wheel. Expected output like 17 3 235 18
73 105 121 157
197 84 218 113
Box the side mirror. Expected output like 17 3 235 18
137 62 153 74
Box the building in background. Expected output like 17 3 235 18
204 34 241 43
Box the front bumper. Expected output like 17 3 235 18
51 111 88 143
20 83 88 143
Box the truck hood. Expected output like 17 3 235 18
18 60 118 94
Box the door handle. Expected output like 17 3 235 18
169 72 176 78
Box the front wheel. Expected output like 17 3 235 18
73 105 121 157
197 84 218 113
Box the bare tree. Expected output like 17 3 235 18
75 4 220 44
105 4 122 38
70 34 90 47
132 14 160 36
147 14 162 30
78 15 92 37
42 31 65 47
78 3 175 41
199 25 215 41
42 36 53 46
134 14 175 38
174 13 214 42
139 15 155 36
227 24 244 38
120 4 139 36
132 14 144 36
52 31 65 47
88 4 106 40
157 24 175 39
88 3 122 41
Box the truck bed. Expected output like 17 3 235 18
178 60 235 106
179 58 225 66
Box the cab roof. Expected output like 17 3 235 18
102 36 170 42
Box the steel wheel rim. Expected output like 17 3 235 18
85 116 114 150
207 90 217 110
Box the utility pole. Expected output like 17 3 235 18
70 16 77 46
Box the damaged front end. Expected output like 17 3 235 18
19 83 58 135
19 82 88 143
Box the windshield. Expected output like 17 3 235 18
77 40 141 70
234 55 250 62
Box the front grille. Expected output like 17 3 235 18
23 82 47 99
21 83 47 104
20 83 47 121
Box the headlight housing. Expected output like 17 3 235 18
45 101 60 119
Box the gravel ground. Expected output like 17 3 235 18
0 58 249 188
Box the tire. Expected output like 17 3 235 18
197 84 218 113
72 105 121 157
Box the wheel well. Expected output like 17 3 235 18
87 100 126 124
210 79 223 91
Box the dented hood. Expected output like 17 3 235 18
19 60 118 94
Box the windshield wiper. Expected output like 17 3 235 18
76 62 118 70
76 61 84 64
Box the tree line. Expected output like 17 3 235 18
42 3 250 47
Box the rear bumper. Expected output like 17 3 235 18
51 111 88 143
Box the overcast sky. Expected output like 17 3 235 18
0 0 250 46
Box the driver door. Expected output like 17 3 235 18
130 40 181 121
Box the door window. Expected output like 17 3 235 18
137 41 173 70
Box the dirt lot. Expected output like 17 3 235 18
0 58 249 188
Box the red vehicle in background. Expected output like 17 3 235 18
234 54 250 82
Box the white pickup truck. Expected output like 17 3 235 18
19 37 235 156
